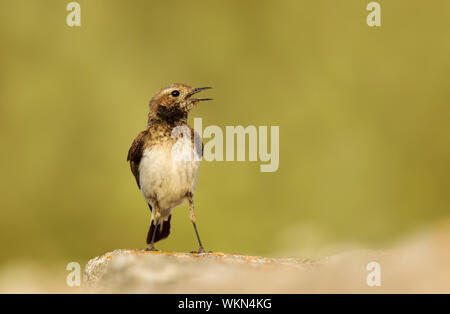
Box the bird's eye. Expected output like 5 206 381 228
171 90 180 97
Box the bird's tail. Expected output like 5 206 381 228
146 215 171 244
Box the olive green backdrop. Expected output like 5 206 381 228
1 0 449 268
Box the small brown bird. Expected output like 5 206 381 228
127 83 212 252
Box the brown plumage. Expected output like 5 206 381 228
127 83 212 252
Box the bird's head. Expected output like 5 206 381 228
148 83 212 124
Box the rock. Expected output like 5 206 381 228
84 250 318 293
84 223 450 293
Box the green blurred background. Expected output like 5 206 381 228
1 0 449 272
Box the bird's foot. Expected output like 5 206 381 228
145 245 159 252
191 246 210 254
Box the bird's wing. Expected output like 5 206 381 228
127 130 149 189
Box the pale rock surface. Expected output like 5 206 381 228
84 221 450 294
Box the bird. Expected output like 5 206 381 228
127 83 212 252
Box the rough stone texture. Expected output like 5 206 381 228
84 220 450 293
84 250 320 293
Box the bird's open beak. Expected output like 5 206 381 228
190 87 213 101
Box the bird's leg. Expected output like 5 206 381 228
187 193 205 253
148 203 161 251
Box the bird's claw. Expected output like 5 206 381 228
145 245 159 252
191 247 209 254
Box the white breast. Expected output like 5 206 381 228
138 138 200 216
